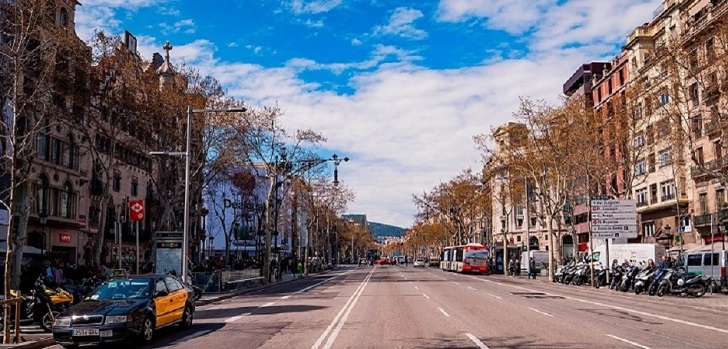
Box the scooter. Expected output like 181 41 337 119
647 268 669 296
657 268 708 298
0 277 74 332
633 267 655 295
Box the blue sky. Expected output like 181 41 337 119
76 0 661 232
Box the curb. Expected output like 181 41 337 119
0 337 55 349
195 273 304 306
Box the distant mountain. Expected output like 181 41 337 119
368 222 407 237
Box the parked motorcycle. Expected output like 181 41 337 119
0 277 74 332
657 267 708 298
647 268 670 296
618 266 640 292
633 267 655 295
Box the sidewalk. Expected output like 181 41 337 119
495 273 728 308
196 270 302 306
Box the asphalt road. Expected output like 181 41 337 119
46 265 728 349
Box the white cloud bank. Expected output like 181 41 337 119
75 0 661 227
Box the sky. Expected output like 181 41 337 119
75 0 662 229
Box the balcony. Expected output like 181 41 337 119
661 193 676 201
637 201 649 208
691 156 728 178
693 213 715 227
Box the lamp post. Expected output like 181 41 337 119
150 106 245 283
199 207 208 262
39 212 48 256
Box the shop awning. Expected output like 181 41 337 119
0 241 43 255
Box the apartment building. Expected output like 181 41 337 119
489 123 550 257
682 0 728 246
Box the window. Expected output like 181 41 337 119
516 235 522 242
687 254 702 267
164 277 182 292
516 219 523 227
689 83 699 106
696 147 704 166
717 189 725 211
699 193 708 214
658 92 669 106
659 149 672 167
113 171 121 192
155 280 168 294
648 153 656 173
693 114 702 138
704 253 719 266
60 181 73 218
715 141 722 160
634 133 645 148
131 177 139 197
635 159 647 176
50 138 61 165
516 205 524 215
530 217 537 227
706 38 715 62
643 222 655 237
59 8 68 26
650 184 658 204
636 188 648 206
36 175 49 214
646 125 654 145
37 127 50 161
661 181 676 201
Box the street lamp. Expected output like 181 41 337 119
39 211 48 256
150 106 246 283
200 207 208 262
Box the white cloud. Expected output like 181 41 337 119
227 42 239 48
374 7 428 40
290 0 343 14
351 38 362 46
159 19 196 35
304 19 325 28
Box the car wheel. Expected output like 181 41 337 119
41 310 60 332
180 305 194 329
139 315 155 344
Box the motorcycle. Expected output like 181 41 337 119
594 267 608 288
633 267 655 295
647 268 670 296
657 268 708 298
0 277 74 332
609 266 625 290
618 266 640 292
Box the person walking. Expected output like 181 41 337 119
528 257 537 279
296 260 303 278
508 258 516 277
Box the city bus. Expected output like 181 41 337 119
440 243 490 274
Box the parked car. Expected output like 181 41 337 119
374 258 389 265
52 274 195 348
413 258 426 268
428 258 440 267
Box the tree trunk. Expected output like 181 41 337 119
547 216 555 282
263 175 276 283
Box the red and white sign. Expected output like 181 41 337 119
129 200 145 222
59 233 72 244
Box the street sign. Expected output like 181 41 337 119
591 225 637 232
590 199 637 239
129 200 145 222
591 219 638 225
591 212 636 219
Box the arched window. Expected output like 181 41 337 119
59 8 68 27
60 181 73 218
36 175 49 215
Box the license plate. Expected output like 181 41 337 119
100 330 113 337
73 329 99 336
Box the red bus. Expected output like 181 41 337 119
440 243 490 274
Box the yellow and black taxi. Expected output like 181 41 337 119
52 274 195 347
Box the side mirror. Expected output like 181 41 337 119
154 290 168 298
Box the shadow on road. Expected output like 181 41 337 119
195 304 327 320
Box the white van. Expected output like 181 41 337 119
521 250 549 274
675 249 727 280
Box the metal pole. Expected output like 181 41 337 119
711 214 715 279
117 210 122 270
135 221 140 274
524 176 530 276
587 174 595 286
182 106 192 283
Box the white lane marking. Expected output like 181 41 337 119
422 293 430 299
408 281 413 284
311 268 374 349
529 307 553 317
485 293 502 300
606 334 651 349
321 271 374 349
468 287 476 291
466 333 490 349
414 286 419 290
295 269 354 295
260 302 275 308
170 329 211 344
463 274 728 335
453 281 459 285
437 307 451 317
281 295 291 299
224 313 251 323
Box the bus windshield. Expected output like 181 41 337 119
465 250 489 260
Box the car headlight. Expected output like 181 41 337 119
54 318 71 327
105 315 129 324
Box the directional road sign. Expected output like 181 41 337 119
590 199 637 239
591 212 636 219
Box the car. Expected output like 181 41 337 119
413 258 426 267
52 274 195 348
374 258 389 265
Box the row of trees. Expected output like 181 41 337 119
409 5 728 281
0 0 362 315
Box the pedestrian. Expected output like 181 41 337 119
297 260 303 278
515 258 521 276
658 255 670 269
508 259 515 277
529 257 537 279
